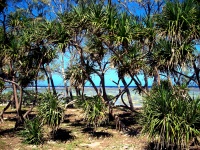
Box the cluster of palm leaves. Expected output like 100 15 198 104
20 117 43 145
20 91 64 144
141 80 200 149
38 92 64 137
77 95 108 130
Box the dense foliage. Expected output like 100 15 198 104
38 92 64 137
77 95 108 130
141 81 200 149
20 117 43 145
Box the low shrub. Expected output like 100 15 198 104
141 80 200 149
77 95 108 130
20 117 43 145
38 91 64 138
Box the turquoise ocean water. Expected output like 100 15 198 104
3 86 200 107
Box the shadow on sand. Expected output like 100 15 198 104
50 128 75 142
82 127 113 139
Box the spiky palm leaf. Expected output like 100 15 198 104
38 92 64 136
141 80 200 149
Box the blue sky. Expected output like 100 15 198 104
38 49 154 87
41 44 200 87
38 68 154 87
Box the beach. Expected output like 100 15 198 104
4 86 200 107
3 86 200 107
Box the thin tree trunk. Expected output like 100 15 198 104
0 95 14 122
43 65 50 91
75 87 78 96
12 77 19 110
121 91 131 109
88 76 99 95
12 76 24 127
65 82 69 96
100 73 108 102
108 0 111 6
74 43 99 96
144 71 149 92
23 80 38 119
23 105 34 119
121 77 134 111
78 87 81 96
193 61 200 89
153 66 160 86
0 101 12 122
46 63 56 95
34 78 38 105
15 86 24 128
167 70 173 88
0 76 24 126
128 71 148 95
69 87 73 100
81 79 85 100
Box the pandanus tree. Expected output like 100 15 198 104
110 43 147 111
103 6 150 110
28 20 56 94
0 6 60 124
84 2 112 102
56 2 112 127
140 0 200 148
60 3 106 98
65 63 89 98
155 0 200 86
0 10 38 124
66 3 150 111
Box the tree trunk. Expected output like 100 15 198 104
100 73 108 102
88 76 99 95
128 71 148 95
144 71 149 92
12 77 24 128
69 87 73 100
46 63 57 95
34 78 38 105
193 61 200 89
108 0 111 6
43 65 51 91
0 76 24 127
81 78 85 100
153 66 160 86
65 83 69 96
121 77 134 111
23 80 38 119
16 87 24 127
0 95 14 122
75 86 79 96
12 77 19 110
75 43 99 96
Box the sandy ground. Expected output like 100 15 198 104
0 107 149 150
